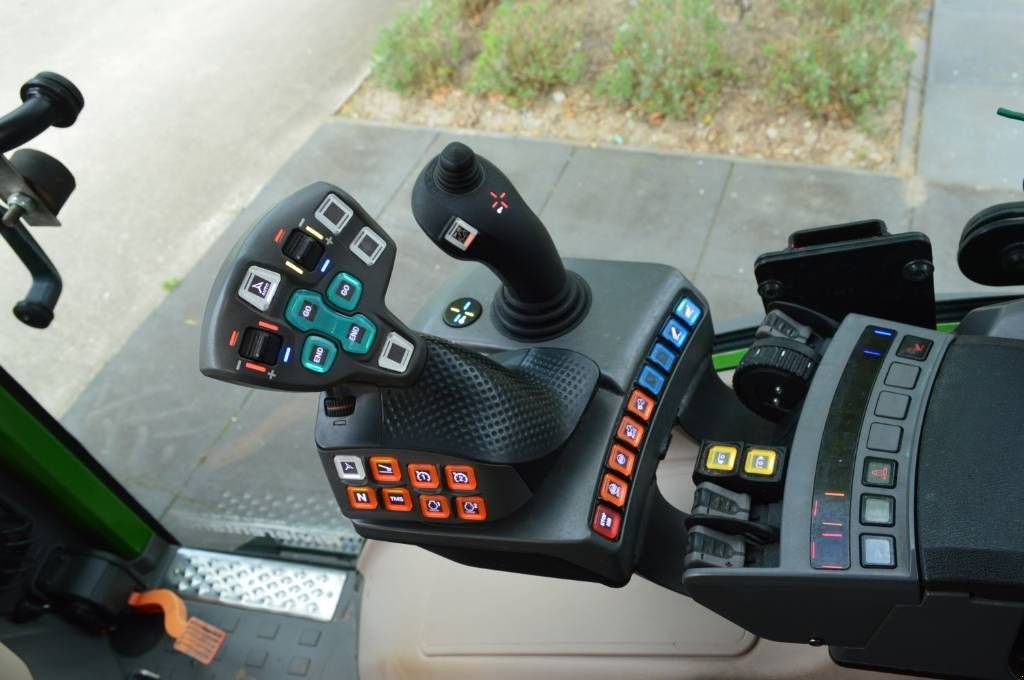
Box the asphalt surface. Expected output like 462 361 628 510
0 0 410 415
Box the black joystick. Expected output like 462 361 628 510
412 142 589 340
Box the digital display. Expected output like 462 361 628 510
810 326 893 570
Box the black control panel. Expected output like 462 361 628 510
200 183 425 390
685 314 953 646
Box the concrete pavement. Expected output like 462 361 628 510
0 0 411 416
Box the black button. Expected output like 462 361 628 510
885 363 919 389
860 494 895 526
863 458 896 488
443 297 483 328
861 534 896 568
896 335 932 361
238 328 282 365
867 422 902 452
283 230 324 270
875 391 910 420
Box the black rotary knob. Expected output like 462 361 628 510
733 338 820 422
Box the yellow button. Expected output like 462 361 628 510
744 448 778 476
705 444 738 472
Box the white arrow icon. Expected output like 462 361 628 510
671 327 682 341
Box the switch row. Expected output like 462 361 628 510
334 455 478 492
345 486 487 521
694 441 786 497
591 294 704 542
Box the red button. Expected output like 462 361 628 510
626 389 656 422
419 494 451 519
456 496 487 521
369 456 402 483
408 463 440 490
445 465 477 491
616 416 645 448
599 472 629 508
607 444 636 477
347 486 378 511
382 487 413 512
591 504 621 540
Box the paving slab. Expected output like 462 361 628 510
695 162 909 321
917 0 1024 189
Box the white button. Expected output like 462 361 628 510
333 455 365 481
444 217 479 251
349 226 387 266
314 194 354 235
377 332 414 373
237 266 281 312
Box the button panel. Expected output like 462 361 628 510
591 291 704 541
286 290 377 356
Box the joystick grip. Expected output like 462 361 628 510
378 336 599 464
412 143 589 340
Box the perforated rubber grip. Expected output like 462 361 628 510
379 337 599 464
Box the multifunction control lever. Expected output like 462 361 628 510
412 142 589 340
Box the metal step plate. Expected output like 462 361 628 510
166 548 347 623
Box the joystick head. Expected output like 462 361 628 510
412 142 589 340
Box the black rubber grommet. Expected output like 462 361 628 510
492 270 591 341
20 72 84 128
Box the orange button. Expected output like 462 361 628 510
419 494 451 519
626 389 656 422
369 456 401 483
592 503 621 540
382 487 413 512
408 463 440 490
599 472 629 508
616 415 645 448
607 444 637 477
347 486 378 511
445 465 477 491
455 495 487 521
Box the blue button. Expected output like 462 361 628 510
638 365 666 396
675 297 702 327
661 318 689 349
648 342 677 373
302 335 337 374
326 272 362 312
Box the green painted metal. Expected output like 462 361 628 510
0 386 152 559
936 321 959 333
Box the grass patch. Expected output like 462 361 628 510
468 0 586 106
597 0 736 119
765 0 920 125
161 277 182 292
371 1 464 94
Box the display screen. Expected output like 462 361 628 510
810 327 894 570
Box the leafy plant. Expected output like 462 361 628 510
468 1 586 106
766 0 919 125
371 1 464 94
597 0 735 120
456 0 496 18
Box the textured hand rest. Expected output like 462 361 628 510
379 337 599 464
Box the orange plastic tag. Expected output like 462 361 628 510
173 617 226 665
128 589 226 665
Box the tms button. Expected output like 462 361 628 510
456 496 487 521
382 488 413 512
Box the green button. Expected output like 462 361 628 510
302 335 337 373
338 314 376 355
326 272 362 312
286 290 332 334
